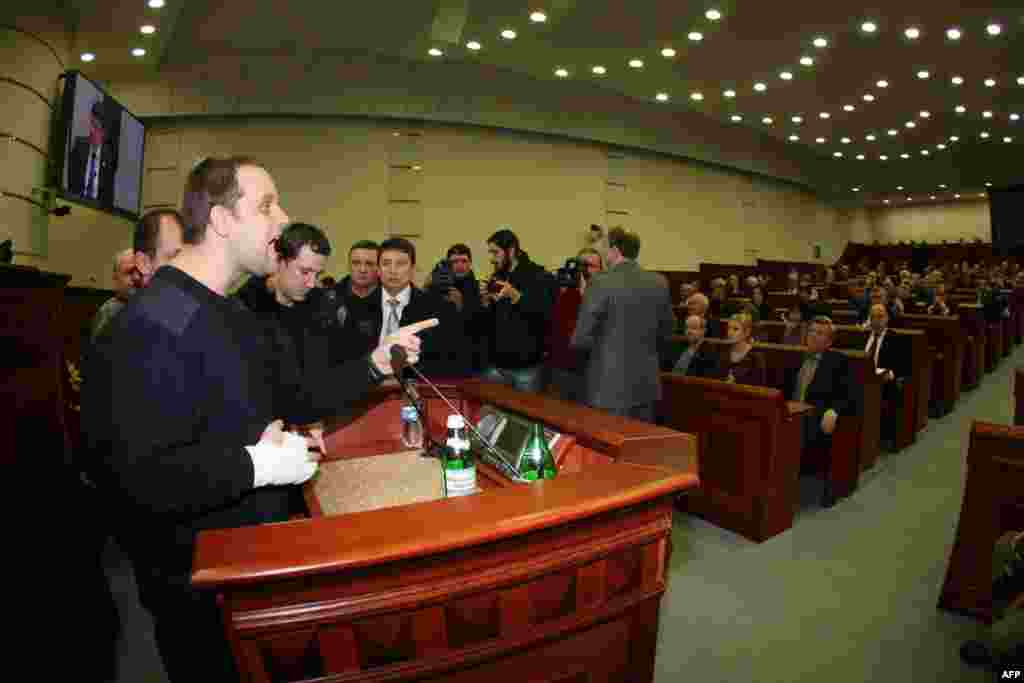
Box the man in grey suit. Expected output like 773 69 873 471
570 227 676 421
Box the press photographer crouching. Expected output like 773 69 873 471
478 229 558 393
548 248 604 402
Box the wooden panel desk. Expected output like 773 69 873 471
192 380 698 683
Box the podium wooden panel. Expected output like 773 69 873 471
192 380 697 683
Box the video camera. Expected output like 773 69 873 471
555 258 584 289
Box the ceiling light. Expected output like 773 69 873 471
466 40 482 50
939 184 948 188
887 129 898 136
919 111 930 118
880 155 889 161
985 78 997 87
876 80 889 88
863 93 875 102
80 52 95 62
706 9 722 21
884 199 891 204
955 105 966 113
843 104 855 112
816 136 827 143
920 150 930 156
1019 76 1024 86
946 27 962 40
900 153 910 159
917 70 930 79
688 31 704 42
554 67 569 77
987 23 1002 36
591 65 606 75
980 131 990 138
661 47 676 58
762 116 773 124
690 92 704 101
730 114 743 122
950 135 959 142
140 24 156 34
841 137 851 144
789 135 800 141
819 112 830 119
905 121 916 128
852 187 861 192
813 37 828 48
754 82 767 92
904 27 920 39
792 115 803 123
530 11 547 23
897 186 904 190
1005 136 1014 143
723 89 736 98
148 0 165 7
954 194 961 199
936 143 947 150
985 182 993 187
1011 113 1020 121
428 48 443 56
856 154 865 160
866 134 877 141
907 197 913 201
931 195 937 200
655 92 670 102
131 47 146 57
780 71 793 80
833 152 844 158
800 56 814 66
629 59 644 68
952 76 964 85
501 29 517 40
983 111 993 118
861 21 878 33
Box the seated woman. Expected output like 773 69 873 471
781 304 807 346
722 313 766 386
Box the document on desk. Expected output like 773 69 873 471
308 450 444 516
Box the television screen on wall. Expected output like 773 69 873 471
57 70 145 220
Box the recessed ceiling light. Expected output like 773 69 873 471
987 23 1002 36
951 76 964 85
530 11 547 23
866 133 877 141
920 150 930 156
655 92 670 102
661 47 676 58
629 59 644 68
780 71 793 80
690 92 704 101
706 9 722 21
939 184 947 188
819 112 830 119
428 48 443 56
900 153 910 159
880 155 889 161
906 196 913 201
800 56 814 66
754 82 767 92
905 121 916 128
730 114 743 122
80 52 95 62
688 31 703 42
887 129 898 136
852 187 861 192
916 70 930 79
501 29 517 40
946 27 962 40
1019 76 1024 86
843 104 855 112
789 134 800 141
1011 113 1021 121
762 116 774 124
131 47 146 57
140 24 156 34
816 136 827 143
813 37 828 48
1005 136 1014 143
841 137 851 144
955 105 966 113
861 21 878 33
466 40 482 50
856 154 865 160
792 115 803 123
723 89 736 98
884 199 891 204
954 194 960 199
919 110 931 118
950 135 959 142
554 67 569 78
148 0 165 7
981 131 990 138
985 78 997 87
876 80 888 88
936 143 947 150
833 152 844 158
904 27 921 39
985 182 993 187
591 65 605 74
863 93 875 102
983 111 993 119
897 186 904 190
930 195 937 200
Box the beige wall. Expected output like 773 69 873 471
870 200 991 244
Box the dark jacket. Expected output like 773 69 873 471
784 349 860 417
480 254 557 369
663 340 721 378
68 137 118 206
867 329 909 380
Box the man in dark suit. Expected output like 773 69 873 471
865 303 910 443
664 314 721 378
344 237 465 378
785 316 859 450
68 100 119 205
571 227 676 422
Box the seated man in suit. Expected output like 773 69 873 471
686 292 720 338
665 314 721 377
785 316 858 451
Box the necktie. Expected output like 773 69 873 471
865 334 877 365
86 149 98 198
384 299 400 338
796 356 816 402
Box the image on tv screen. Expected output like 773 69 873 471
60 71 145 219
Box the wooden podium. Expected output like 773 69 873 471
192 380 698 683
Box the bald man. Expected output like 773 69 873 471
90 249 139 339
664 314 721 378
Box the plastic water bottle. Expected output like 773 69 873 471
400 404 424 449
442 414 476 497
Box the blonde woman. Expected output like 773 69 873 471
722 312 766 386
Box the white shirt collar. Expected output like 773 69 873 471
382 284 412 307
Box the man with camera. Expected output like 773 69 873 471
477 229 558 393
548 248 605 401
425 244 485 373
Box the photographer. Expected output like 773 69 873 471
425 244 485 373
548 248 605 402
478 229 558 393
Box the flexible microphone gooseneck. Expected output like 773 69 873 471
388 346 521 480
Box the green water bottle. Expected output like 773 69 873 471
442 414 476 496
519 422 558 481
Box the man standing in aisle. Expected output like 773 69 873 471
571 227 676 421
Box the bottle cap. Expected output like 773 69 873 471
400 405 418 421
446 414 465 429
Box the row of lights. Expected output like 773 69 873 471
80 0 164 62
857 22 1007 40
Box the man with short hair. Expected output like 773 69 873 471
577 247 604 283
477 229 557 392
134 208 185 287
90 249 139 339
69 100 119 204
665 314 720 378
443 243 484 371
571 227 676 421
82 157 436 683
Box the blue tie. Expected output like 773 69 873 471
86 149 97 198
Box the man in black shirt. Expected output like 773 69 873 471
81 156 436 683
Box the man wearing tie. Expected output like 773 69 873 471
866 303 908 443
664 314 721 378
68 101 119 205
